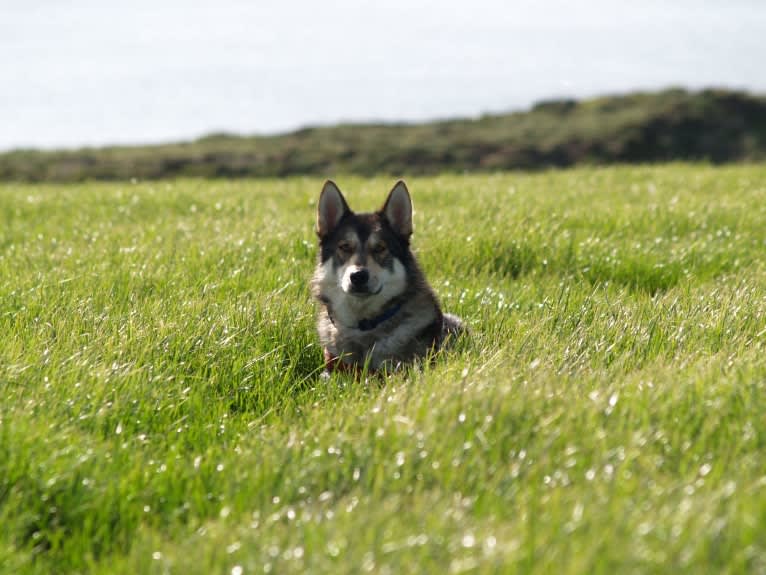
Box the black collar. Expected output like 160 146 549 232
357 302 403 331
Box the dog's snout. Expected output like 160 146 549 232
349 268 369 287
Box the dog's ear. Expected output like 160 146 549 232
317 180 350 237
382 180 413 237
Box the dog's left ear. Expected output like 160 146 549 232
382 180 413 238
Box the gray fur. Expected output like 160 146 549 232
312 180 464 372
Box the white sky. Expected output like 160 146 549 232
2 0 765 150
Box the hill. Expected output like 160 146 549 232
1 88 765 181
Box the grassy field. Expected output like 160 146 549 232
1 164 766 574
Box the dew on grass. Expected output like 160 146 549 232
361 552 375 572
282 547 303 561
407 534 429 547
336 495 357 515
572 502 584 522
461 533 476 548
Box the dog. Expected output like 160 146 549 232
312 179 463 374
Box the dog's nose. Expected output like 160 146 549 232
349 268 369 288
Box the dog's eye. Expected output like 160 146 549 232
337 242 353 254
371 244 387 255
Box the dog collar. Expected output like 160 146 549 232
357 303 402 331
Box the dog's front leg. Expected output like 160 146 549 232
368 316 435 370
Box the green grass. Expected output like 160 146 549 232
1 164 766 574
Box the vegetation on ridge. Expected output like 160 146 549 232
2 88 765 182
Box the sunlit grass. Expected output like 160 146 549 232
1 164 766 574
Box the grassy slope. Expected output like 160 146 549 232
2 89 766 182
1 165 766 574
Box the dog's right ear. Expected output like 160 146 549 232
317 180 350 237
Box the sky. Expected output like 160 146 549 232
2 0 765 151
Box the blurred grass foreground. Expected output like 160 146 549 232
2 88 765 182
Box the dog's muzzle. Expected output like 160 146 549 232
349 268 369 288
348 268 382 296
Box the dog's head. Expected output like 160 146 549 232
314 180 413 319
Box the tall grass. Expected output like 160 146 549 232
1 165 766 573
